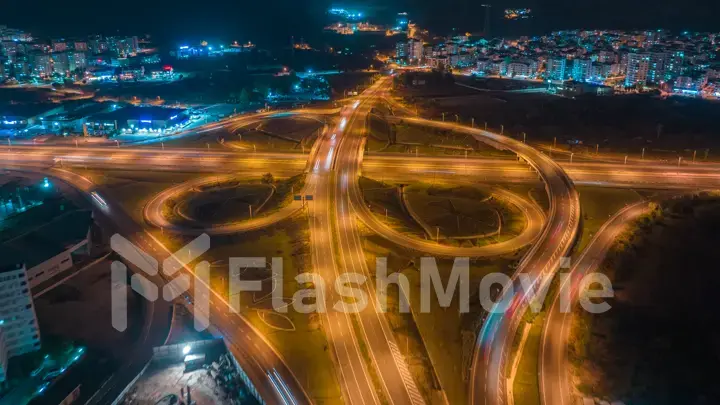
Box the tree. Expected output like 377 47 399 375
261 173 275 184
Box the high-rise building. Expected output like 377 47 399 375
0 62 6 80
52 52 70 75
32 53 52 77
545 57 567 80
647 52 668 84
625 53 650 86
0 263 41 382
665 50 685 80
571 58 592 81
69 52 87 72
12 55 30 78
407 39 423 63
396 41 408 59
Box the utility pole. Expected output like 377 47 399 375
471 117 475 128
693 150 697 163
522 132 526 143
442 112 445 122
455 114 459 123
624 155 628 164
249 205 253 219
641 147 645 160
436 226 440 243
501 125 504 135
678 156 682 167
484 122 488 130
596 144 599 154
570 152 574 163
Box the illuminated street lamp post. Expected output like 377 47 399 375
455 114 459 123
501 125 504 135
522 132 526 143
115 140 120 148
570 152 574 163
442 112 446 122
484 122 488 130
471 117 475 128
693 150 697 163
624 155 628 164
641 147 645 160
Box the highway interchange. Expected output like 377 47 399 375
2 73 719 405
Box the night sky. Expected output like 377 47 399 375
2 0 718 45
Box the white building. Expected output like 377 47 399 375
0 263 41 382
501 60 539 78
625 53 650 86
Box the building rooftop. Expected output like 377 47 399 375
0 209 93 270
43 102 116 122
89 106 187 122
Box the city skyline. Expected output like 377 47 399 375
2 0 719 45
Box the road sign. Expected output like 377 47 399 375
305 195 314 201
293 195 302 201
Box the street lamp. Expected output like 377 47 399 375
570 152 574 163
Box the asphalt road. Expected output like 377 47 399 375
335 77 426 405
5 145 720 190
540 201 652 405
0 165 311 405
143 174 304 235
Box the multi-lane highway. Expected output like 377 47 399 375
4 73 720 405
6 145 720 190
539 201 651 405
334 77 426 405
302 77 426 405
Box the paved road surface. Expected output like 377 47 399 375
540 201 651 405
